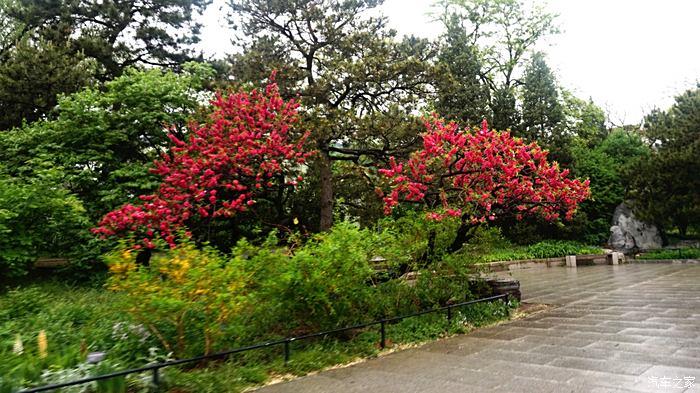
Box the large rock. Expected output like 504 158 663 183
608 202 662 253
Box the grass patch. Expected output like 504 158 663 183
0 280 161 392
637 248 700 260
0 282 515 393
163 300 514 393
465 240 603 263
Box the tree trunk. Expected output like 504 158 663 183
418 229 437 268
449 221 478 253
319 152 334 231
658 224 669 246
677 219 688 238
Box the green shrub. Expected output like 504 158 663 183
376 211 462 265
105 238 251 358
525 240 603 258
456 231 602 263
253 221 408 334
272 223 377 332
637 248 700 260
0 167 91 278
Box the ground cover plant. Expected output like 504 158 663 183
468 240 603 263
636 248 700 260
0 273 516 392
453 226 602 263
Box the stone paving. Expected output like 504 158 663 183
254 264 700 393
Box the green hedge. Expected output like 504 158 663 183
472 240 603 263
637 248 700 260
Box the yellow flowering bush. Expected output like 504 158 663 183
105 239 249 357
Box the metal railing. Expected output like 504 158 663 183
18 293 509 393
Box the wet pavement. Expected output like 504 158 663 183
254 264 700 392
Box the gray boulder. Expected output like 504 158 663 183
609 202 662 253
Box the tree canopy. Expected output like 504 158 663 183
95 78 313 249
2 0 210 78
226 0 436 230
378 117 590 251
627 85 700 236
0 64 214 219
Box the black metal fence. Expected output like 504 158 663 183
18 293 509 393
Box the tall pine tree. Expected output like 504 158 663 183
520 52 563 144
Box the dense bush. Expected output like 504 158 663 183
0 167 91 278
456 227 602 263
637 248 700 260
105 239 251 358
525 240 602 258
1 218 517 392
0 280 513 393
100 219 493 352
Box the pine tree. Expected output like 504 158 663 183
0 37 93 130
520 52 563 143
434 14 490 125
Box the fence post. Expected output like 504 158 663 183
151 367 160 392
380 320 386 349
284 340 291 364
447 306 452 322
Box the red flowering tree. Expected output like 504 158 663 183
378 116 590 252
94 79 313 248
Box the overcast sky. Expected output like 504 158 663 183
199 0 700 124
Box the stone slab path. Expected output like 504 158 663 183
254 264 700 392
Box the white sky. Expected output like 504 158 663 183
199 0 700 124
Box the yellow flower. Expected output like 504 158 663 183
120 249 132 261
38 330 48 359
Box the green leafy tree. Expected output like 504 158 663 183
0 0 210 129
561 91 608 148
628 85 700 236
570 131 644 244
0 64 214 219
0 165 90 277
226 0 436 231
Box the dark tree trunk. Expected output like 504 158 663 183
449 221 478 253
677 220 688 238
658 224 669 246
319 152 334 231
418 229 437 268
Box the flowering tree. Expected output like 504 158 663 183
378 116 590 252
94 79 313 248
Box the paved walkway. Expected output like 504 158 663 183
255 264 700 393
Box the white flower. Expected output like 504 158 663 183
13 334 23 355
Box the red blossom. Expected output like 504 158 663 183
378 115 590 223
93 81 314 248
